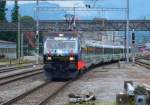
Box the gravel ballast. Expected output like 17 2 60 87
46 63 150 105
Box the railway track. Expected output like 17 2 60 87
0 61 114 105
0 68 43 86
1 81 71 105
0 64 38 73
135 60 150 69
0 65 6 68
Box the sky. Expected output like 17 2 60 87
6 0 150 20
7 1 85 7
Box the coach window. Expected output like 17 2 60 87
104 48 112 54
114 48 118 54
87 47 94 55
98 47 103 54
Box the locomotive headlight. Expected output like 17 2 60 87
47 56 52 60
69 57 74 61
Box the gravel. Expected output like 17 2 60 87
46 63 150 105
0 62 150 105
0 73 46 103
12 82 66 105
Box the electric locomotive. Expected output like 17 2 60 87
43 32 84 80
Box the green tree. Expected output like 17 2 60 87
11 0 19 22
9 0 19 42
0 31 17 41
11 0 19 58
0 1 7 22
20 16 35 27
0 1 16 42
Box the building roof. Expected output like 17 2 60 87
0 40 16 48
0 40 16 44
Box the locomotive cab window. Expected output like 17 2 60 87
44 37 78 55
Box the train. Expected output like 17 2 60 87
43 31 125 80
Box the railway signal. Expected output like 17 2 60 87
132 30 135 63
132 32 135 44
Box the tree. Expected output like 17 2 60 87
20 16 35 27
0 1 7 22
0 1 16 42
0 31 17 41
11 0 19 22
11 0 19 58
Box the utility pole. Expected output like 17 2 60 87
21 32 24 58
126 0 130 63
73 6 76 29
18 14 21 63
112 31 115 60
36 0 39 64
124 30 126 60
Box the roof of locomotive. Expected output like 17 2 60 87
46 31 81 38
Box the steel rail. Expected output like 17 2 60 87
1 81 49 105
38 81 72 105
0 69 43 86
0 64 36 73
0 60 105 105
1 81 71 105
0 67 42 79
135 61 150 69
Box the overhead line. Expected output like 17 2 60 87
3 0 105 2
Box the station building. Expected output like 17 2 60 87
0 40 16 59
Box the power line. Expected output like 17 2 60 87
37 7 127 12
3 0 105 2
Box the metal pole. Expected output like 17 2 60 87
112 31 115 60
36 0 39 64
21 32 23 58
124 30 126 60
18 15 21 63
73 7 76 28
126 0 130 63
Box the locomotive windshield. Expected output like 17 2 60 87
44 37 78 55
46 40 76 50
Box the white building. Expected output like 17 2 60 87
0 40 16 59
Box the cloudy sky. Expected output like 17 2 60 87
6 0 150 20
